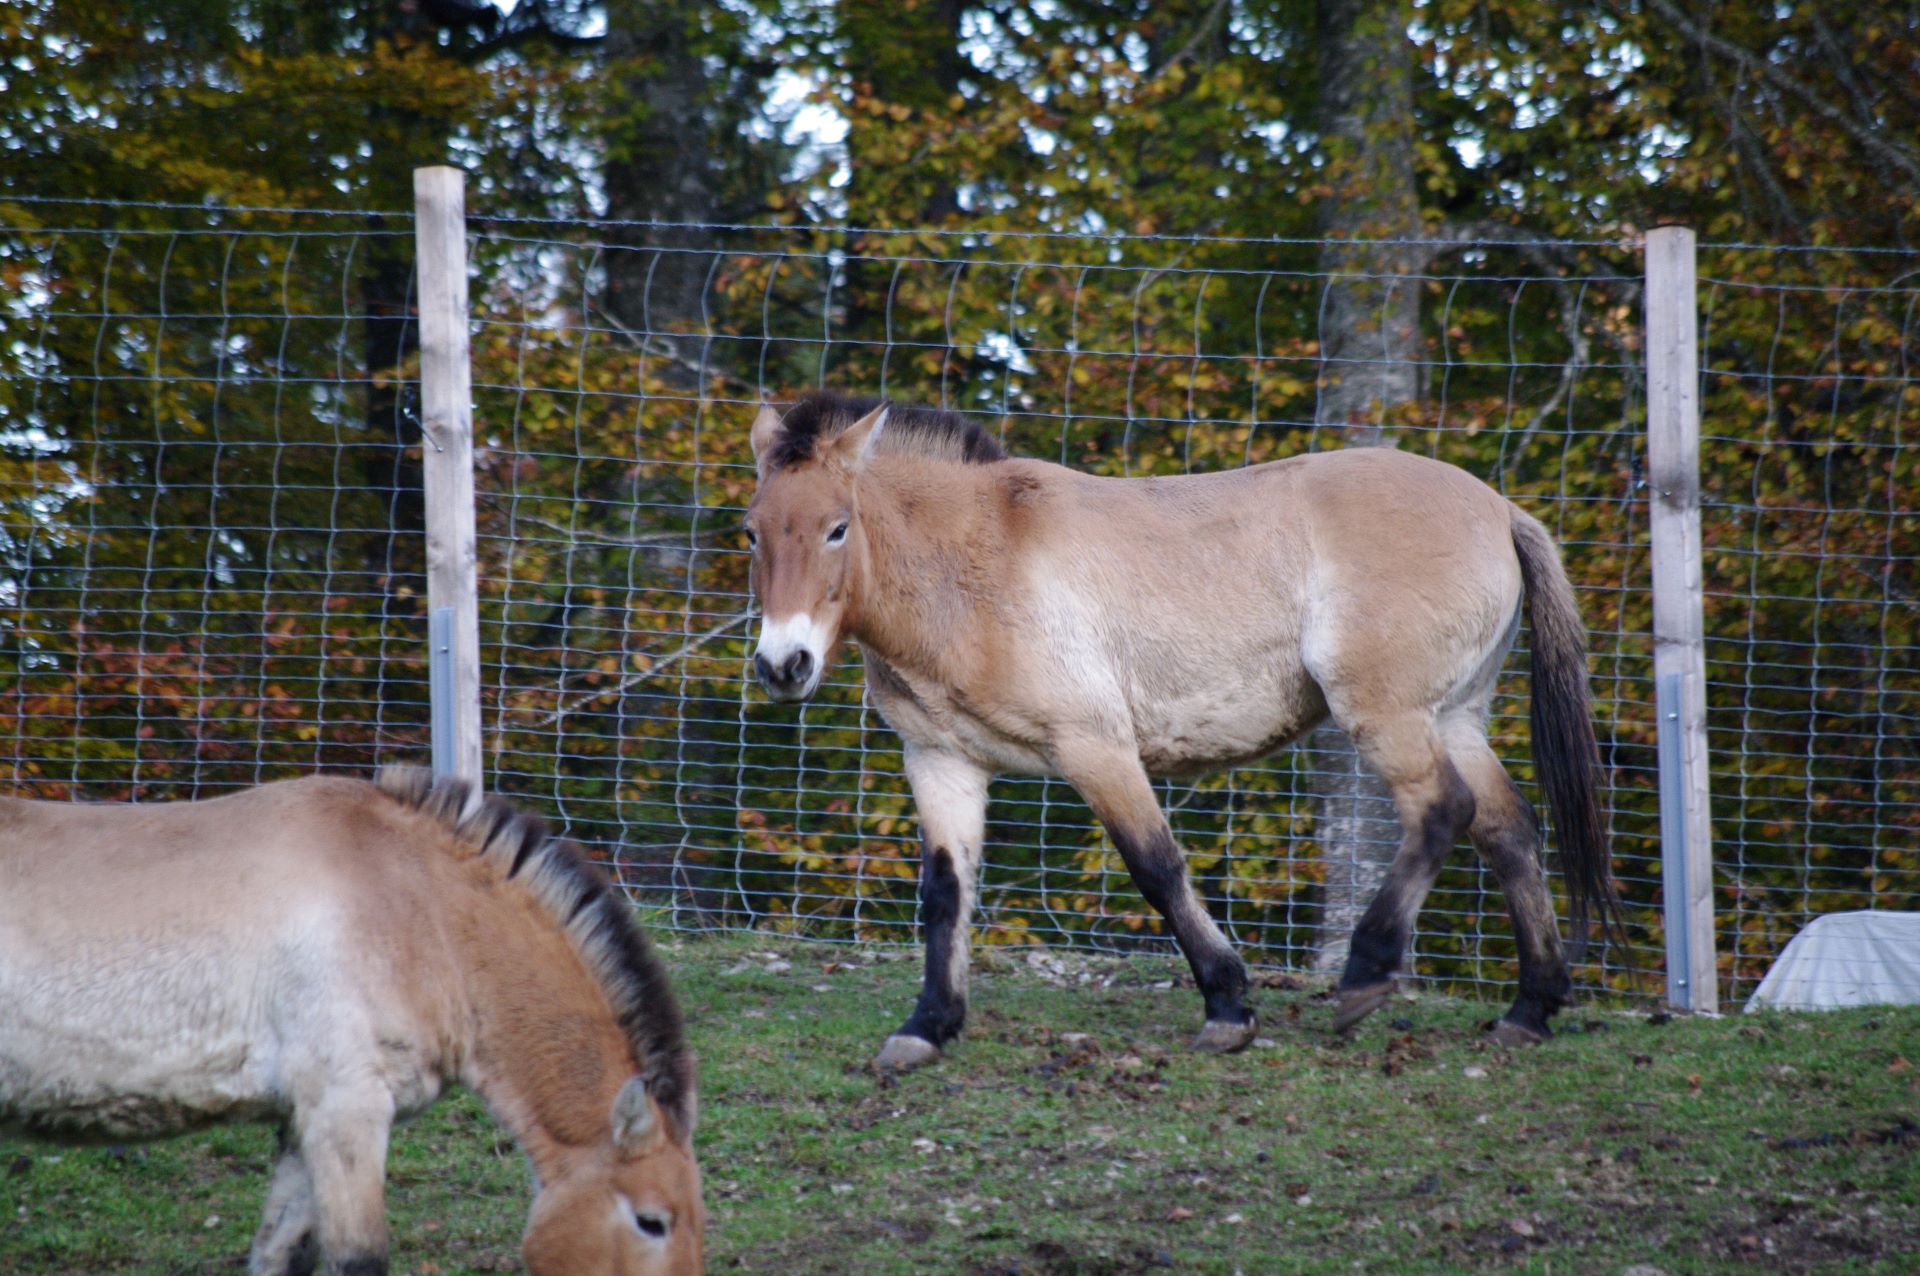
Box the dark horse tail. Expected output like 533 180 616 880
1510 511 1625 962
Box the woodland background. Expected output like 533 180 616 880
1 0 1915 1000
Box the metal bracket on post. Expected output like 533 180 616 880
429 606 456 781
1656 671 1695 1011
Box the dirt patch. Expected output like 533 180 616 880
1767 1115 1920 1152
1704 1211 1918 1273
969 1239 1167 1276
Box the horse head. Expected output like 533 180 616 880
521 1073 704 1274
743 399 889 701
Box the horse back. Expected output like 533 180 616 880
1007 446 1519 634
907 448 1527 775
0 775 459 935
0 776 465 1140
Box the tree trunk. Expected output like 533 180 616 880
601 0 722 387
841 0 968 225
362 221 426 613
360 2 455 629
838 0 968 352
1310 0 1429 972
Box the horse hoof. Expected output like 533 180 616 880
1192 1015 1259 1054
1332 982 1395 1036
1487 1018 1549 1047
873 1034 942 1072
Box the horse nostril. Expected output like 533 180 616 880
753 653 776 686
783 650 813 686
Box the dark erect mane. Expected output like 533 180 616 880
767 390 1007 471
373 766 696 1138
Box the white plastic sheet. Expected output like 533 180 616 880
1746 911 1920 1011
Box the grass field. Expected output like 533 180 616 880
4 931 1918 1274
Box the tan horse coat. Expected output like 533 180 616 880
746 393 1616 1069
0 769 703 1275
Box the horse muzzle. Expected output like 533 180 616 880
753 614 831 701
753 647 818 701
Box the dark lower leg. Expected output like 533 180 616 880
1499 906 1573 1037
278 1238 318 1276
331 1260 389 1276
253 1133 319 1276
896 846 969 1046
1114 824 1251 1025
1337 882 1417 991
1487 839 1573 1036
1470 772 1571 1038
1336 760 1474 1010
297 1096 391 1276
330 1251 389 1274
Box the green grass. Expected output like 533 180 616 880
5 932 1919 1273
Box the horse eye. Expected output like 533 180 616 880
826 521 849 544
744 526 757 548
634 1211 670 1240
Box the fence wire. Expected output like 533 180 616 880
1696 251 1920 994
2 200 1913 1009
0 211 430 793
464 221 1659 999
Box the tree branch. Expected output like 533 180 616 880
1638 0 1920 193
1695 40 1811 239
1150 0 1232 80
585 300 763 396
1432 221 1641 472
505 608 756 732
463 0 604 65
503 510 742 549
1809 12 1888 138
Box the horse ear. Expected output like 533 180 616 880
833 403 889 473
610 1076 665 1157
749 403 783 475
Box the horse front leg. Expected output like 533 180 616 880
874 746 991 1072
1062 743 1257 1054
250 1127 319 1276
293 1084 395 1276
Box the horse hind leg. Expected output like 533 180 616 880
1449 733 1573 1044
1332 716 1476 1035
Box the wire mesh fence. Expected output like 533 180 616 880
2 195 1913 1008
0 207 431 794
456 217 1661 999
1694 248 1920 993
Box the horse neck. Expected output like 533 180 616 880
849 456 1003 671
451 890 633 1180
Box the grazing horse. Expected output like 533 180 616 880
0 768 704 1275
744 391 1621 1071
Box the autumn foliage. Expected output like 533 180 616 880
1 0 1915 1001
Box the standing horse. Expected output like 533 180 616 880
744 391 1621 1071
0 768 703 1275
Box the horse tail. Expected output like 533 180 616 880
1508 510 1625 962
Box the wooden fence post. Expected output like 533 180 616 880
1645 226 1718 1013
414 166 483 791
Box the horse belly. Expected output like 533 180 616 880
0 936 283 1140
0 1031 279 1142
1132 673 1325 777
